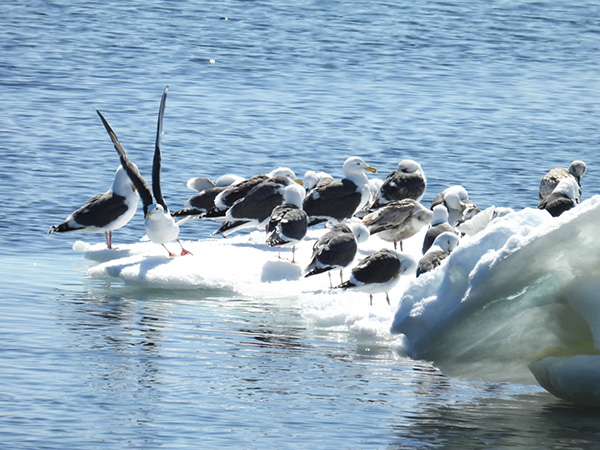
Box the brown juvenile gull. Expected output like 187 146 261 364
362 199 432 251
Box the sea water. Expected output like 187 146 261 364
3 0 600 448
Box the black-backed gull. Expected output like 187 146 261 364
302 157 376 226
203 168 298 220
48 165 139 249
371 159 426 208
336 249 416 305
304 221 369 288
211 174 302 237
266 183 308 263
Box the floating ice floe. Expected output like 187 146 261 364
391 195 600 407
75 226 422 345
74 196 600 407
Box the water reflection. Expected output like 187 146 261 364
54 289 170 432
238 325 306 352
387 362 600 449
11 275 600 449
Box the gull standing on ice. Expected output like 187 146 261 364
202 168 298 221
362 198 432 250
211 173 303 237
304 221 368 288
302 156 377 226
265 183 308 263
48 165 139 249
95 86 192 257
336 249 416 305
371 159 427 209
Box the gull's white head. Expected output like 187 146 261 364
568 160 587 181
397 159 423 174
283 182 306 208
112 165 138 196
431 204 449 225
343 157 377 177
145 203 166 219
444 185 469 210
347 218 370 244
432 231 460 253
269 167 297 180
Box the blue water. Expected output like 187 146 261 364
3 0 600 448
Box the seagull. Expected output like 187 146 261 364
95 86 192 257
186 173 244 192
431 185 479 227
265 183 308 263
211 174 303 237
185 173 244 192
336 248 416 305
362 199 432 250
48 165 139 249
186 176 216 192
417 231 460 277
202 167 298 221
422 204 459 254
302 157 377 226
539 160 586 201
537 176 581 217
371 159 427 209
304 222 367 288
172 174 244 222
171 185 230 222
304 170 334 192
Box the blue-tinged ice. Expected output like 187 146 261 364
391 196 600 406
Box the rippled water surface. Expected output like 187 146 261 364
2 1 600 448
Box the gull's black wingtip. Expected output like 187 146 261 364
95 106 154 211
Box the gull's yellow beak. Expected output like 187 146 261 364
145 211 153 219
295 179 305 186
364 166 377 174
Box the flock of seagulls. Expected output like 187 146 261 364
49 88 588 304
